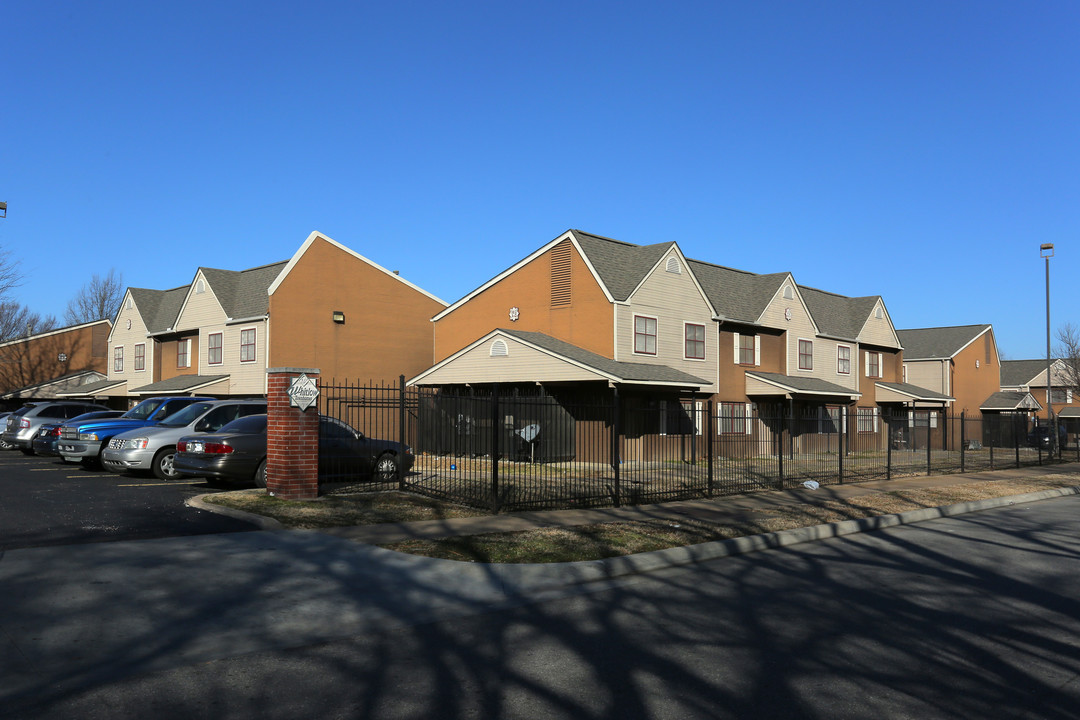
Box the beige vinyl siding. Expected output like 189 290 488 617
759 287 818 375
615 250 718 392
200 321 268 394
174 272 228 330
820 339 858 391
859 301 901 348
904 360 948 395
109 298 152 386
422 336 609 385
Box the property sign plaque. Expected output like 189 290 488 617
287 373 320 411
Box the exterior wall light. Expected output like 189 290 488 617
332 311 345 324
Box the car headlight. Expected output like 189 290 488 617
79 432 100 441
128 438 150 450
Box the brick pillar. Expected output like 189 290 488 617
266 367 321 500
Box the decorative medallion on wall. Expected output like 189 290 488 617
127 319 132 330
784 308 792 321
57 353 68 363
509 307 520 322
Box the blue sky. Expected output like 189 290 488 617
1 1 1076 360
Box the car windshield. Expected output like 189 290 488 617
157 402 214 428
121 400 165 421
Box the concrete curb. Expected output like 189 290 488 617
187 494 287 531
483 486 1080 595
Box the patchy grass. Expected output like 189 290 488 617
203 473 1080 562
380 474 1080 563
203 489 487 528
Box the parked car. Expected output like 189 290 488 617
173 413 415 487
101 399 267 480
0 412 12 450
32 410 124 457
58 396 213 467
2 401 111 454
1028 424 1068 450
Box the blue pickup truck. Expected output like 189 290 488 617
58 396 213 467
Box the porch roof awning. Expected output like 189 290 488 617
745 371 861 400
410 329 711 390
129 375 231 396
56 378 128 398
980 391 1042 412
1057 407 1080 418
2 370 107 400
875 381 953 405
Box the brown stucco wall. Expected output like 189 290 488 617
952 332 1002 414
433 239 614 362
269 236 446 384
159 334 200 378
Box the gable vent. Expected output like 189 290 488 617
783 285 794 300
490 339 509 357
875 305 883 319
196 279 205 294
550 241 572 307
666 257 682 274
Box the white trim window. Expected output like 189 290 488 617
177 339 190 368
857 407 880 433
134 343 145 372
240 328 257 363
207 332 223 365
733 332 759 366
685 323 706 360
865 351 883 379
798 339 814 371
634 315 657 355
113 346 124 373
718 402 753 435
837 345 851 375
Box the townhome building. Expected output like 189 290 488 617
1001 358 1078 421
0 319 111 404
64 232 446 405
410 230 948 439
896 324 1006 416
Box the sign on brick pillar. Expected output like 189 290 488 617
266 367 321 500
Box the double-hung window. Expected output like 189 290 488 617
634 316 657 355
798 340 814 371
134 344 145 372
734 333 758 366
207 333 223 365
866 351 882 378
177 339 190 368
837 346 851 375
240 328 257 363
718 402 752 435
685 324 705 360
113 346 124 373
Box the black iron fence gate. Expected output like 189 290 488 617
315 378 1077 512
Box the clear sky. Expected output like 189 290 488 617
1 1 1076 360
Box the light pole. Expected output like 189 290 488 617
1041 243 1055 454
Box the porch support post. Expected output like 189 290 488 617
612 384 621 508
266 367 321 500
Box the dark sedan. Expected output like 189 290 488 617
32 410 124 458
174 414 414 487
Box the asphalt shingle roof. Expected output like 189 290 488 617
981 391 1041 411
1000 359 1055 387
800 287 881 341
130 375 230 394
199 261 288 320
875 381 952 401
896 325 992 360
500 329 711 386
745 371 859 397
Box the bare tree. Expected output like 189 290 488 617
1055 323 1080 396
0 300 57 342
0 246 23 299
64 269 124 325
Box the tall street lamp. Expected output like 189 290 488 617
1041 243 1055 454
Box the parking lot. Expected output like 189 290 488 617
0 451 258 551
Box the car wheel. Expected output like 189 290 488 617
254 459 267 488
374 453 398 480
19 448 34 456
152 447 181 480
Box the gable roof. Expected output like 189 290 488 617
268 231 447 306
800 287 882 342
410 328 711 388
198 261 289 321
1000 358 1061 388
981 391 1042 411
896 324 993 361
129 286 190 334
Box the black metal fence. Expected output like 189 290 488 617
314 379 1078 512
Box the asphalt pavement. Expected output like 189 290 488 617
3 462 1080 718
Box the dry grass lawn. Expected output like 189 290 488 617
203 472 1080 563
